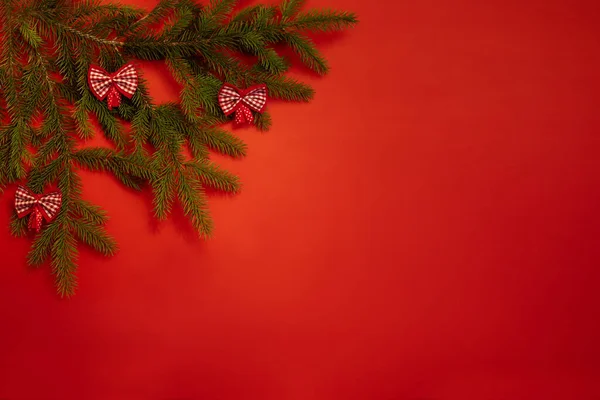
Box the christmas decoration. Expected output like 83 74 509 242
88 63 138 109
0 0 357 296
219 84 268 125
15 186 62 233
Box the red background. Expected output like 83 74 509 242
1 0 600 398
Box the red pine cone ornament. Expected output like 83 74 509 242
218 84 268 125
88 63 138 109
15 186 62 233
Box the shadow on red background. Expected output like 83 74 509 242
1 0 599 399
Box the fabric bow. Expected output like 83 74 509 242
218 84 268 125
15 186 62 233
88 63 138 109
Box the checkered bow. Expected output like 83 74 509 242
218 84 268 125
88 63 138 109
15 186 62 233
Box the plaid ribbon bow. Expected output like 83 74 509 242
88 63 138 109
15 186 62 233
218 84 268 125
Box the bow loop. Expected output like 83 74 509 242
218 84 268 125
15 186 62 233
88 63 138 109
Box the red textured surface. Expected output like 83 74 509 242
1 0 600 398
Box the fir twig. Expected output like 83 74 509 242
2 0 356 296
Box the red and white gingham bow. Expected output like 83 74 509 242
15 186 62 233
88 63 138 109
218 84 268 125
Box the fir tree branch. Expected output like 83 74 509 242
197 127 248 158
10 215 29 238
284 32 329 74
1 0 356 296
186 160 241 193
51 217 79 297
73 147 152 190
72 200 110 226
69 218 118 256
280 0 305 18
151 156 178 220
178 168 213 237
129 0 178 32
254 112 272 131
292 9 358 32
54 21 125 48
28 155 65 193
28 215 62 266
205 0 238 22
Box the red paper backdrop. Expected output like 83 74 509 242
1 0 599 398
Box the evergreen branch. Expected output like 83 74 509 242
57 165 82 217
196 50 245 82
10 215 29 238
163 9 194 39
204 0 238 23
72 200 110 226
131 106 153 153
166 57 203 121
253 5 279 26
19 20 44 49
21 58 47 119
151 159 178 220
186 129 210 159
186 160 241 193
1 0 356 296
124 37 211 60
74 45 93 94
254 112 272 131
292 9 358 32
0 14 23 122
28 156 65 194
28 216 62 266
129 0 178 32
284 32 328 74
51 219 79 297
231 5 262 23
178 168 213 237
280 0 305 18
69 1 142 25
197 127 247 158
193 74 224 115
87 100 127 149
69 218 118 256
255 47 289 75
259 74 314 102
73 99 94 139
6 123 29 182
53 21 125 47
73 148 151 190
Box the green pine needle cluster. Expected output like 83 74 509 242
0 0 357 297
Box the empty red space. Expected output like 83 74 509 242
1 0 599 399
